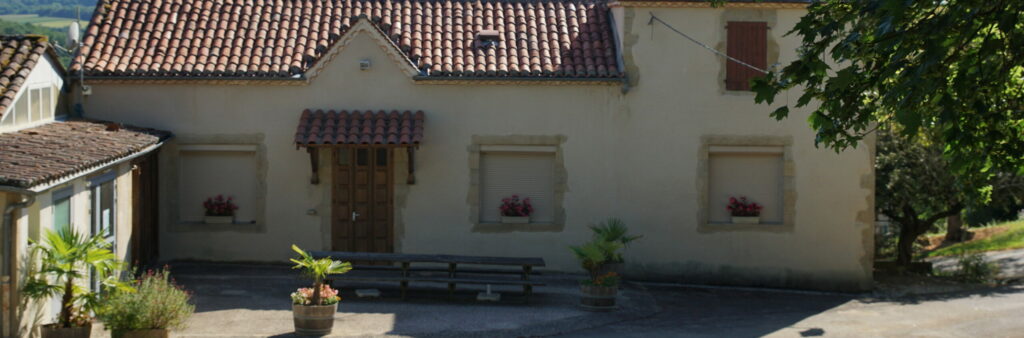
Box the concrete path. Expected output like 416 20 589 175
928 248 1024 279
558 283 1024 338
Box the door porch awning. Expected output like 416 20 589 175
295 109 424 185
295 109 424 147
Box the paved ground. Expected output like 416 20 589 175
88 262 1024 337
560 283 1024 338
929 248 1024 280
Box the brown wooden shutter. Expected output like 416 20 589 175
726 21 768 91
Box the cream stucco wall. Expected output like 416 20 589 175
2 162 136 334
78 6 874 291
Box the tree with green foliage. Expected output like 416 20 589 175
751 0 1024 176
875 129 967 265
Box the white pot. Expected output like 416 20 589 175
731 216 760 224
204 215 235 224
501 216 530 224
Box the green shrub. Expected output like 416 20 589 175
97 270 194 334
950 253 1001 283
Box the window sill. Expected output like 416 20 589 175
472 222 564 233
172 220 263 233
697 222 793 233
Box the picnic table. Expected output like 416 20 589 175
309 251 546 301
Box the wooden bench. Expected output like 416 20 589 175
309 251 546 301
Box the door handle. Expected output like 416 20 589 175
352 211 360 221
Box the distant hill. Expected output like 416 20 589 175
0 19 74 65
0 0 97 20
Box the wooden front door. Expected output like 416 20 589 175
130 152 159 267
331 148 394 253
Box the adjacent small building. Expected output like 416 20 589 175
0 35 168 336
70 0 873 294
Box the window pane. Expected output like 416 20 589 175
337 148 350 166
53 85 65 118
41 87 52 120
1 112 13 126
53 197 71 232
356 149 368 166
375 148 388 167
14 92 28 124
92 181 115 237
30 88 41 122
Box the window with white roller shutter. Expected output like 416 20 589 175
479 146 556 223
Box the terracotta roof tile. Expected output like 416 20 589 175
73 0 620 79
295 109 424 146
0 120 171 188
0 36 50 117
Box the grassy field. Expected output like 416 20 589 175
926 220 1024 257
0 14 78 29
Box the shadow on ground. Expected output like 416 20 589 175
159 261 883 337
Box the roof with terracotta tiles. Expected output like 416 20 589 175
0 36 55 117
0 120 171 188
73 0 621 80
295 109 424 146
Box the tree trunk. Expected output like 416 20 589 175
312 280 322 305
896 224 919 266
60 277 73 327
945 214 964 242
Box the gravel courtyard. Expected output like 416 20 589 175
87 262 1024 337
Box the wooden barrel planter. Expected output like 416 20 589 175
114 329 169 338
579 285 618 311
41 324 91 338
293 303 338 336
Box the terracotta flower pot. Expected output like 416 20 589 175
114 329 168 338
293 303 337 336
579 284 618 311
41 323 91 338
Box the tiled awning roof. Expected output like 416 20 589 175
72 0 621 80
295 109 424 146
0 120 171 188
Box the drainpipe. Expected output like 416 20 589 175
0 186 35 338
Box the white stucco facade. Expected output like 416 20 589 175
77 5 874 291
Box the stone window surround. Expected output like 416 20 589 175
467 135 567 233
162 133 268 233
697 135 795 233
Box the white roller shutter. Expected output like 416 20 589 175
479 151 555 223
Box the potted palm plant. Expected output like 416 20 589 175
569 239 623 311
727 196 763 224
289 245 352 336
97 269 194 338
23 228 131 338
588 218 643 275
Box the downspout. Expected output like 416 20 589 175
0 186 35 338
